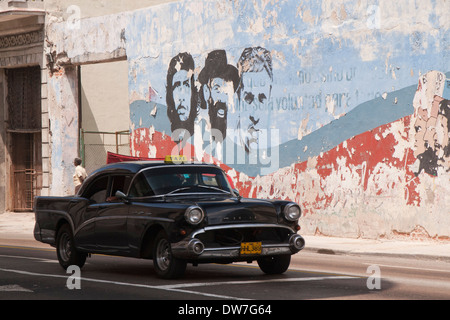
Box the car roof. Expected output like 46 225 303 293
77 161 226 196
89 161 220 176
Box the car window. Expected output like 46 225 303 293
128 173 154 198
201 173 220 186
148 173 185 194
83 176 108 203
140 166 232 196
110 175 132 195
108 175 132 202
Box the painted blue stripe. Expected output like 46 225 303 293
129 83 418 177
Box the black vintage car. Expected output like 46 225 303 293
34 159 305 279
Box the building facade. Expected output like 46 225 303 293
0 0 170 212
1 0 449 240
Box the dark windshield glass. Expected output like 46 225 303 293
129 166 232 197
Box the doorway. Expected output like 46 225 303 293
10 132 42 211
6 66 42 211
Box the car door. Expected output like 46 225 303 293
95 174 133 255
74 175 109 252
126 172 158 257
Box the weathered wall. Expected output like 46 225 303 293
47 0 450 239
45 9 130 194
46 66 80 196
126 0 450 240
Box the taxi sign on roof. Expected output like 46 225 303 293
164 155 187 164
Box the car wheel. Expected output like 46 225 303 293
153 230 187 279
56 224 87 270
257 254 291 275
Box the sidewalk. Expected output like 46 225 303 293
0 211 49 248
1 211 450 261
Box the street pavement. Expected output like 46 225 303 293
1 211 450 261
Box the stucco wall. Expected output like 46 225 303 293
46 66 80 196
47 0 450 239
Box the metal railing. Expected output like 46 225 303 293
80 129 130 174
13 168 42 211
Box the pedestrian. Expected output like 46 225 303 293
73 157 87 194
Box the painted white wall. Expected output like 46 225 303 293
80 60 130 173
81 61 129 133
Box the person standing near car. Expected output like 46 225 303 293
73 157 87 194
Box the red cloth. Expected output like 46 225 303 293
106 151 164 164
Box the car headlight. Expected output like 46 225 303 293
283 203 301 221
184 206 204 225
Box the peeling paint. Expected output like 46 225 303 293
45 0 450 240
46 66 79 195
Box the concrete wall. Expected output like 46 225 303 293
0 1 171 206
47 0 450 239
80 61 129 134
43 0 168 192
80 60 130 174
46 66 79 196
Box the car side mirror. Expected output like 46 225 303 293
115 190 130 204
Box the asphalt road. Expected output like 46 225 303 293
1 244 450 303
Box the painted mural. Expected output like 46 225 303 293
125 0 450 238
129 45 280 176
411 72 450 176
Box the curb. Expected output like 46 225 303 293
301 244 450 263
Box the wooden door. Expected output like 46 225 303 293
6 66 42 211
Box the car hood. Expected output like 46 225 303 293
185 197 278 225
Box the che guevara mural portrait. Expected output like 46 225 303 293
125 0 450 237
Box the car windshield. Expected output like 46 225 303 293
129 165 233 197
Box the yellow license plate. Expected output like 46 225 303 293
240 242 262 255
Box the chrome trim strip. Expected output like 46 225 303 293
74 215 174 235
74 218 96 236
128 216 174 223
172 228 303 259
191 223 296 237
172 243 296 260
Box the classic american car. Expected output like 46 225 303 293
34 158 305 279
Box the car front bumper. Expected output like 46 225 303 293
171 224 305 261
